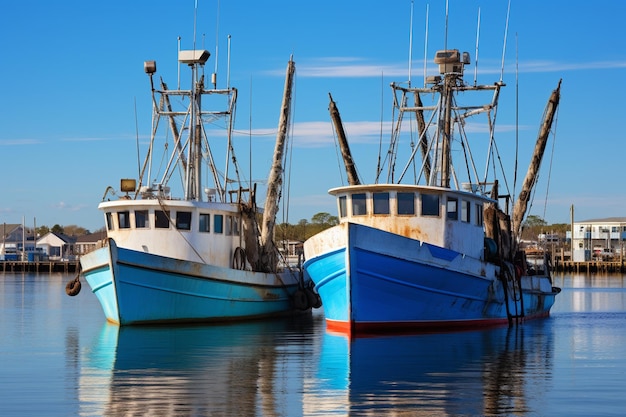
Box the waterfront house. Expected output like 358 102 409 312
569 217 626 262
1 223 36 260
74 231 107 256
36 232 77 261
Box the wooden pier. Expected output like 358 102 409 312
0 260 80 274
553 260 625 274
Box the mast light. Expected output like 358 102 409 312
144 60 156 74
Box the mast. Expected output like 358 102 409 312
440 74 454 188
260 58 295 260
512 79 561 239
414 92 431 181
329 93 360 186
177 50 211 201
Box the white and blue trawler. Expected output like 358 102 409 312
76 43 318 325
303 45 561 335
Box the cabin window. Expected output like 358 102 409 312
214 214 224 234
199 213 210 232
176 211 192 230
446 198 458 220
461 200 471 223
475 203 483 226
421 194 440 216
135 210 149 228
105 212 114 231
225 216 233 235
339 196 347 218
118 211 130 229
373 192 390 215
397 192 415 215
352 193 367 216
155 210 170 229
233 217 240 235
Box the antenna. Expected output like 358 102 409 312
193 0 198 50
474 8 481 86
423 3 429 88
408 0 414 86
177 36 181 90
134 97 141 183
444 0 449 51
213 0 220 89
227 34 231 89
500 0 511 81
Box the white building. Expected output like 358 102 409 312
568 217 626 262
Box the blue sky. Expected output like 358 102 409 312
1 0 625 232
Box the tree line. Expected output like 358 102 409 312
34 213 562 244
275 212 339 242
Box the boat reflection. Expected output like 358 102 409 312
308 322 555 416
79 316 316 416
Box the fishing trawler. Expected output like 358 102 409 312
72 37 319 325
303 42 561 334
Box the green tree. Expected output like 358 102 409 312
51 224 64 234
63 225 89 236
523 215 547 228
311 212 338 226
36 225 50 237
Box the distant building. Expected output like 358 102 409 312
74 231 107 255
568 217 626 262
36 232 77 261
0 223 36 260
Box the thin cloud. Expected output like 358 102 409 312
288 58 626 78
52 202 89 212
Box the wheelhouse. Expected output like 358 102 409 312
330 184 492 259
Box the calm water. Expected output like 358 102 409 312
1 273 626 416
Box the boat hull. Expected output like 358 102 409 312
81 239 307 325
303 223 559 334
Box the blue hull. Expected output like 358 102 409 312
81 240 306 325
304 223 558 334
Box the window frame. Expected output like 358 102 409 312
421 194 440 216
352 193 367 216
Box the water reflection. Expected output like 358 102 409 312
77 313 557 416
79 317 317 416
309 323 555 416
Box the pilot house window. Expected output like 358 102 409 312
447 198 458 220
135 210 149 228
105 212 114 231
199 213 210 232
155 210 170 229
339 196 347 218
214 214 224 234
461 200 471 223
397 192 415 215
421 194 440 216
373 192 390 215
176 211 192 230
352 193 367 216
118 211 130 229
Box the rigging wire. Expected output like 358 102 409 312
513 33 519 213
